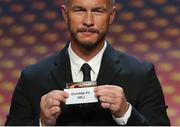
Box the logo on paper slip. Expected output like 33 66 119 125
66 81 97 88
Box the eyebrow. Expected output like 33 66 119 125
71 5 84 9
92 6 106 11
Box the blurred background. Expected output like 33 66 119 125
0 0 179 125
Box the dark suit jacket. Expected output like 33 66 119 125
5 43 170 125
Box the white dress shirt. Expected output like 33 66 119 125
68 42 106 82
68 41 132 125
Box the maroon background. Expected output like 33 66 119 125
0 0 179 125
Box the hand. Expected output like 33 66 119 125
94 85 129 118
40 90 69 125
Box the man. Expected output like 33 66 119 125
5 0 170 125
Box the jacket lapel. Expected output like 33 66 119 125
51 43 122 88
97 43 122 85
51 44 73 89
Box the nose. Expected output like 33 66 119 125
83 12 94 27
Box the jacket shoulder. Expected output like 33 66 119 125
115 49 154 75
22 52 59 77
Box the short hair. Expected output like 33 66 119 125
64 0 115 5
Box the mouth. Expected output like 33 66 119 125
80 31 96 36
77 28 99 34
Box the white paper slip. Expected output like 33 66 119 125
64 87 98 105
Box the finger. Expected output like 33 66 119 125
43 106 61 119
41 94 48 102
49 106 61 117
41 91 67 106
109 103 119 112
40 90 68 114
95 86 124 100
99 96 114 104
101 102 122 113
101 102 111 109
47 90 69 101
95 85 123 93
44 97 61 109
94 85 117 94
95 89 117 98
102 85 123 90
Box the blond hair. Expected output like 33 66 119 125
64 0 115 6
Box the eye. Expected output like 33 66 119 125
74 9 83 12
72 7 85 13
95 10 103 13
93 9 104 14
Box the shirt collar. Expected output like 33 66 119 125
68 41 107 75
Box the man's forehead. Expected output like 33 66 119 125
67 0 110 5
66 0 111 8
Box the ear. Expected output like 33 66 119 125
109 7 116 24
61 5 68 23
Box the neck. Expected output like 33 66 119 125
71 41 105 62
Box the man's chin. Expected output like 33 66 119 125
77 38 97 46
78 41 98 49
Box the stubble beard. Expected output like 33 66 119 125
70 28 107 52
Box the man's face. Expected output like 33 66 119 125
62 0 116 49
